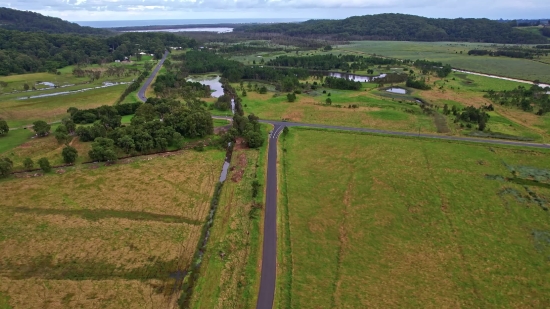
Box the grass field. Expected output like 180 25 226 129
0 149 224 309
337 41 550 83
277 128 550 308
0 84 129 128
240 87 437 133
190 130 269 308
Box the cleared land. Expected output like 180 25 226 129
338 41 550 83
0 149 224 309
278 128 550 308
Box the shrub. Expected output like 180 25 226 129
38 157 52 173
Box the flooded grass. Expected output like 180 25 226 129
278 128 550 308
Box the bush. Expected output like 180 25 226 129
23 158 34 169
0 158 13 177
62 146 78 163
251 180 261 198
38 157 52 173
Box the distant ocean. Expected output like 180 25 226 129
76 18 305 28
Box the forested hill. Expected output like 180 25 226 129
235 14 549 44
0 30 197 75
0 7 110 35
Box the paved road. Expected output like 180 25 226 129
256 125 285 309
213 117 550 150
137 50 169 102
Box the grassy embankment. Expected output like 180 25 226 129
190 124 270 309
0 149 224 309
277 128 550 308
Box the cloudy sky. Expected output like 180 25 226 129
4 0 550 21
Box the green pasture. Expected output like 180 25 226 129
338 41 550 83
277 128 550 309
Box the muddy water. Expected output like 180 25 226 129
188 76 224 98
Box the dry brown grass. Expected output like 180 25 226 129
0 150 224 309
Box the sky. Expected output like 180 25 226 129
3 0 550 21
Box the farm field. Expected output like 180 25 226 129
190 145 267 309
0 58 158 127
0 149 224 309
337 41 550 83
240 87 437 134
277 128 550 309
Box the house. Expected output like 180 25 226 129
114 60 121 63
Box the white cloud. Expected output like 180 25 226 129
6 0 550 21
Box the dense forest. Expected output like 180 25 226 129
235 14 549 43
0 7 110 35
170 51 309 90
0 29 197 75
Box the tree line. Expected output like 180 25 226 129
266 54 406 72
484 85 550 115
235 13 548 44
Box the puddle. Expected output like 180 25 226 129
386 87 407 94
37 82 55 87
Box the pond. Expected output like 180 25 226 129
188 75 224 98
322 72 387 82
386 87 407 94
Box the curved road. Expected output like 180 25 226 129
137 50 169 102
252 117 550 309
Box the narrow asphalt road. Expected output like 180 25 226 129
256 124 284 309
137 50 169 102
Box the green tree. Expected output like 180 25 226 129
0 158 13 177
259 86 267 94
89 138 117 162
54 125 71 144
117 135 135 154
287 93 296 102
62 145 78 163
326 98 332 105
245 131 264 148
0 119 8 135
38 157 52 173
283 127 289 136
23 157 34 169
62 117 76 133
135 103 157 122
32 120 51 137
242 90 247 97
